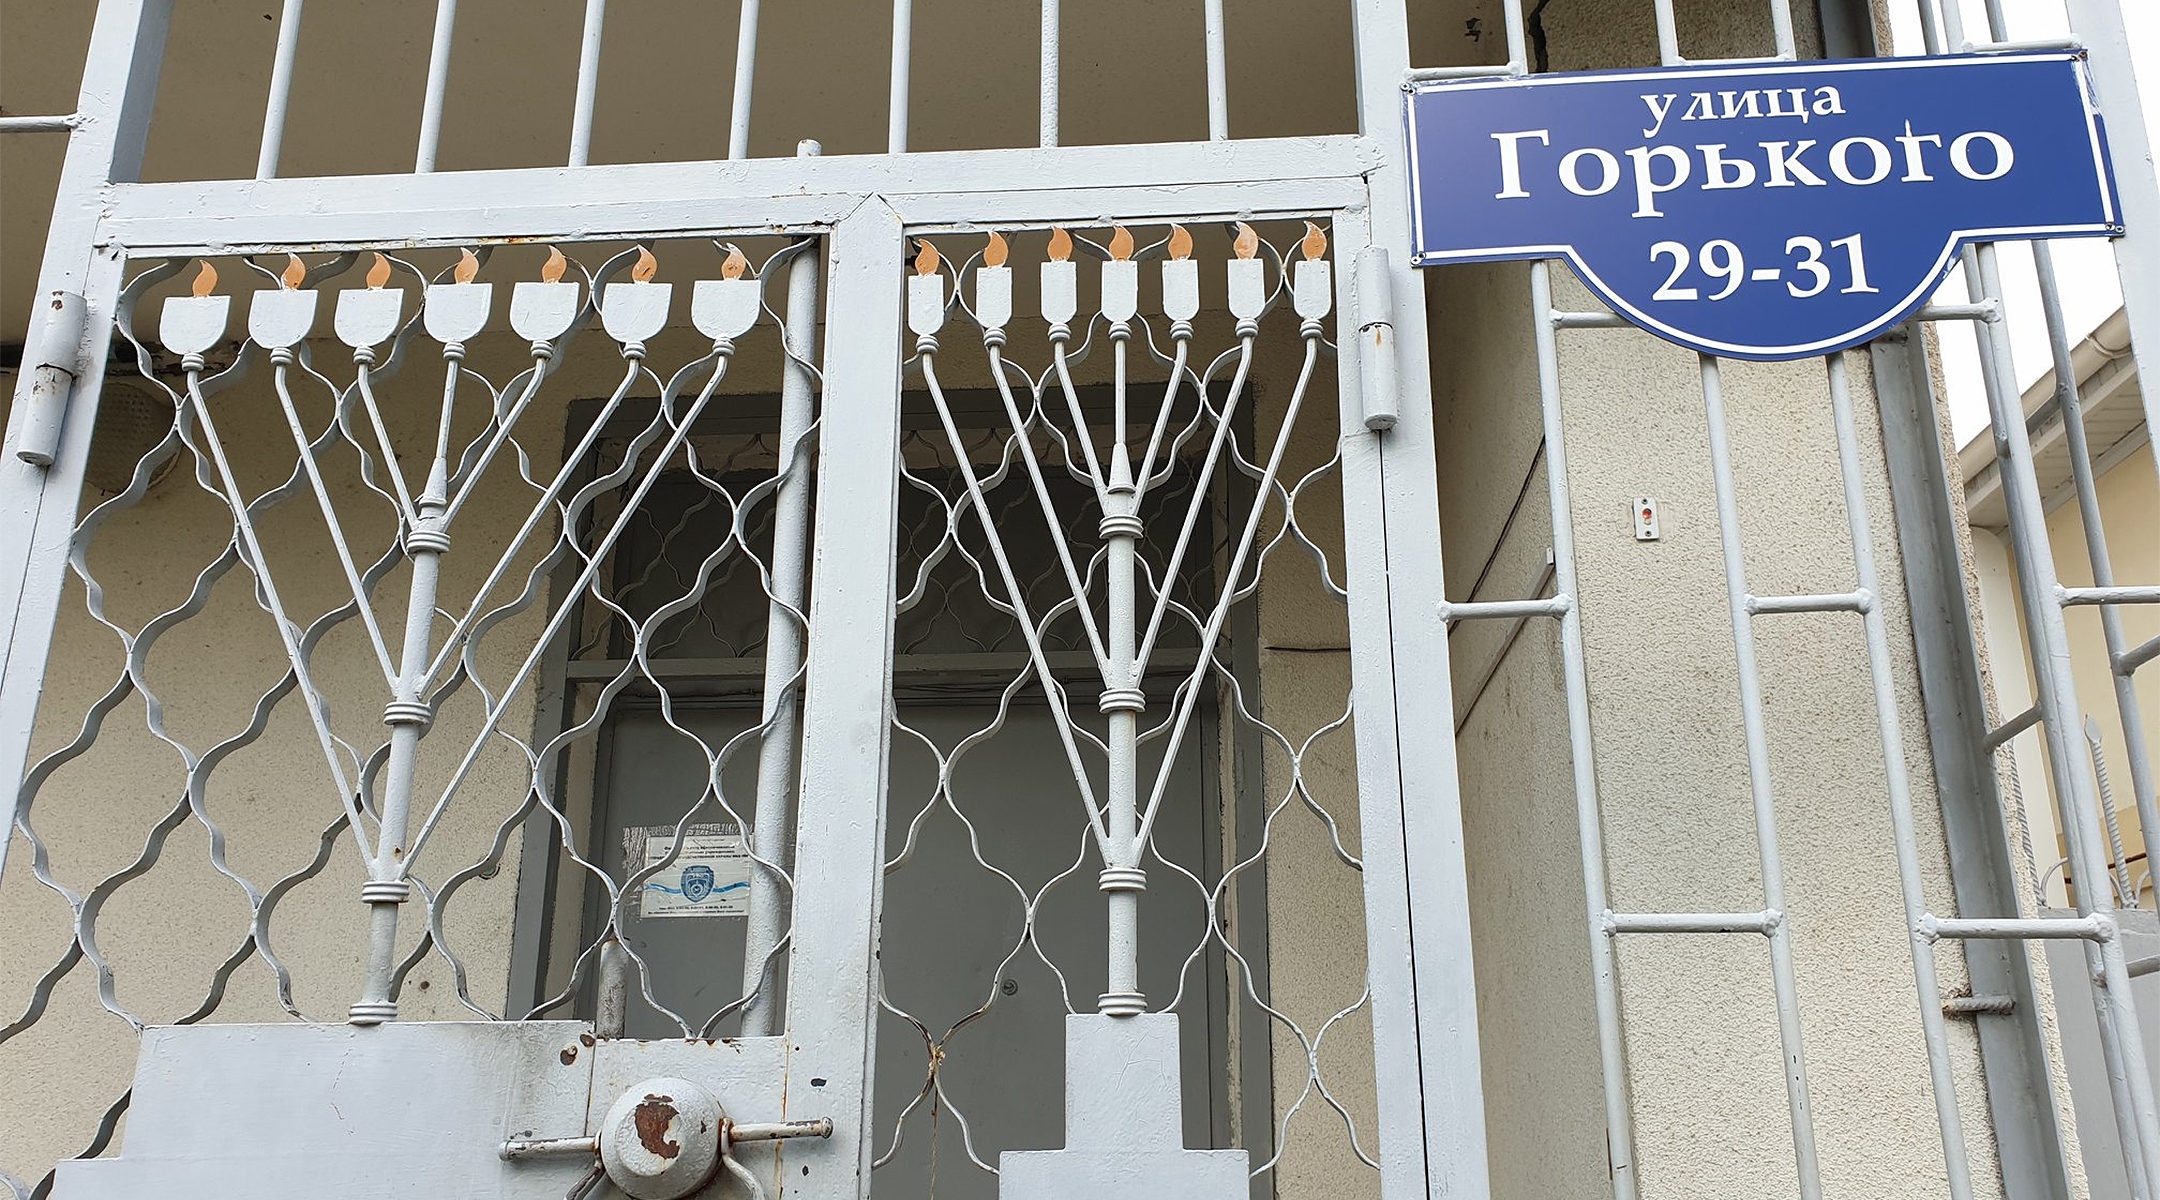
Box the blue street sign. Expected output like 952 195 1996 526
1406 53 2121 360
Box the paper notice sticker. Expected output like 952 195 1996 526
635 827 752 918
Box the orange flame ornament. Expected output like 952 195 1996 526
1167 224 1193 261
540 246 568 284
1301 221 1328 262
983 230 1009 269
453 248 481 284
365 252 393 289
1233 222 1260 261
1047 226 1073 263
720 244 750 281
1107 226 1134 262
191 260 219 298
280 253 307 290
630 246 658 283
914 239 940 277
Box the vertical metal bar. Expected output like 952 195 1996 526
1769 0 1798 58
783 200 905 1200
1346 0 1493 1188
1527 262 1635 1200
1651 0 1683 65
887 0 912 153
2060 0 2160 458
1039 0 1058 147
0 0 173 889
2032 241 2160 899
1824 350 1976 1200
1203 0 1228 141
1500 0 1527 72
727 0 761 159
1698 353 1824 1200
1868 325 2075 1200
257 0 306 178
740 156 824 1038
413 0 460 171
567 0 607 167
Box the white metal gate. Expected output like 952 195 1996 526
4 0 2160 1198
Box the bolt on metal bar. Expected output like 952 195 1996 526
1699 351 1825 1200
1551 310 1629 329
1203 0 1228 140
1945 995 2019 1016
413 0 460 170
1604 910 1780 935
567 0 607 166
1746 590 1872 615
888 0 912 153
1438 594 1570 621
0 115 78 133
727 0 762 159
2061 585 2160 607
741 194 822 1039
1824 349 1976 1199
256 0 306 178
1529 259 1640 1200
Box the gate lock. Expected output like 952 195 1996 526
502 1076 832 1200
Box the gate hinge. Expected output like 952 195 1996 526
15 289 88 468
1353 247 1401 433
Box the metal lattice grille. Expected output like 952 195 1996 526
867 221 1380 1193
0 236 823 1193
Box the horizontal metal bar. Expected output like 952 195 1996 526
2127 954 2160 979
95 135 1378 253
730 1118 834 1142
500 1136 598 1160
1944 994 2018 1016
1747 589 1873 616
0 114 79 133
565 649 1200 683
1921 914 2115 943
1551 310 1630 330
1438 595 1571 621
1603 909 1781 935
2060 585 2160 607
1961 36 2082 54
1404 62 1523 82
1981 703 2043 754
2120 633 2160 676
1915 302 1998 323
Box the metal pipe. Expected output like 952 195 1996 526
1651 0 1683 64
2062 586 2160 607
1825 349 1975 1199
1404 63 1520 82
1916 303 1996 322
888 0 912 153
1203 0 1228 141
0 115 78 133
1099 316 1144 1016
727 0 762 159
1604 910 1779 935
568 0 607 166
500 1136 600 1160
741 166 823 1039
256 0 307 179
731 1118 834 1142
1699 352 1824 1200
1438 595 1570 621
595 935 630 1037
1983 704 2044 755
1768 0 1797 59
1747 590 1871 615
1551 310 1629 329
2122 634 2160 676
1039 0 1058 146
1531 260 1640 1200
1923 915 2114 942
414 0 460 171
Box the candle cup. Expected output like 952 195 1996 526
1042 260 1078 328
1293 260 1333 322
1162 259 1200 323
1100 260 1138 324
336 288 404 350
424 282 495 345
691 278 760 343
248 289 319 350
974 265 1012 332
602 282 672 345
907 273 946 338
161 295 231 358
1227 258 1266 322
511 281 581 343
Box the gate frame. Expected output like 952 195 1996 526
0 1 1490 1196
